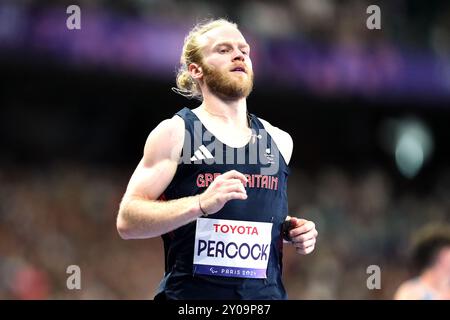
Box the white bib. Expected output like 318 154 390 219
193 218 273 279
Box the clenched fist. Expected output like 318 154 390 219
198 170 248 216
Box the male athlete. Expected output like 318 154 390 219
117 18 318 300
394 224 450 300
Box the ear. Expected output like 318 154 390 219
188 63 203 80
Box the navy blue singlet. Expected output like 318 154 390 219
155 107 290 300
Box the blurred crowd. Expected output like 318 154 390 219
1 164 448 299
284 166 450 299
27 0 450 50
0 164 163 299
2 1 449 100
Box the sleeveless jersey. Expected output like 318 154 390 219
155 107 290 300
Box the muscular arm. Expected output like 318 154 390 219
116 116 203 239
117 116 248 240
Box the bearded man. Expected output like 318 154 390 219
116 18 318 300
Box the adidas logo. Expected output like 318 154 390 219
190 145 214 161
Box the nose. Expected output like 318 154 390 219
232 48 245 62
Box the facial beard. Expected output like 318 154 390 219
202 63 254 100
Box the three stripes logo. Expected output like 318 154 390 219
190 145 214 161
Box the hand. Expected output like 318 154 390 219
288 217 318 255
198 170 248 216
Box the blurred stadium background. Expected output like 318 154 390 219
1 0 449 299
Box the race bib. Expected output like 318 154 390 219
193 218 273 279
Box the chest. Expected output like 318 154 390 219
192 111 252 148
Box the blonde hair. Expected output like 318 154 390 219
174 18 238 100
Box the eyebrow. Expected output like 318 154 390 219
213 41 250 50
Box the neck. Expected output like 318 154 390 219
200 92 248 128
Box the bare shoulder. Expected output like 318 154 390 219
142 115 185 166
394 280 424 300
258 117 293 165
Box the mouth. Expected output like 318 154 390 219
230 66 247 73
